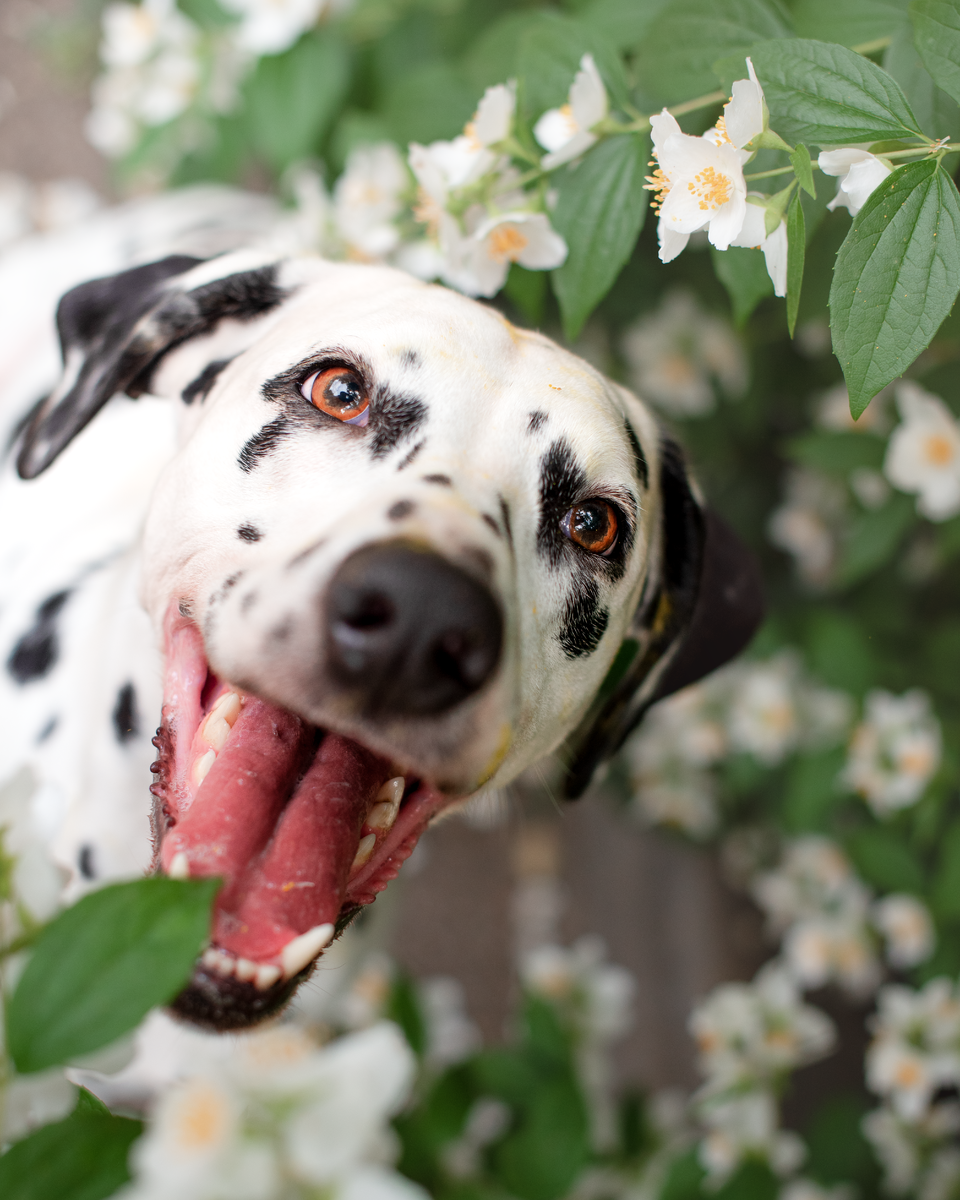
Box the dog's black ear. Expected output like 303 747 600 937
561 437 764 798
16 254 288 480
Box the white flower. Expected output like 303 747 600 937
333 142 408 261
867 981 960 1121
885 381 960 521
521 936 635 1044
720 57 767 152
697 1090 805 1183
620 289 748 418
819 148 893 216
843 689 941 815
645 110 748 263
815 382 893 434
768 468 848 588
730 198 787 297
874 894 935 969
784 918 880 996
862 1105 921 1193
418 977 481 1068
409 83 515 198
441 210 567 298
726 653 803 766
534 54 608 170
781 1179 854 1200
219 0 328 56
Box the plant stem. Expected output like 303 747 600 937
851 36 893 56
745 165 802 182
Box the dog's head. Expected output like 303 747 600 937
18 251 762 1028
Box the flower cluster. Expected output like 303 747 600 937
520 935 636 1047
624 652 852 837
689 964 834 1183
752 837 934 996
843 689 941 817
885 382 960 522
116 1021 422 1200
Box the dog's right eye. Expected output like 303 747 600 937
301 367 370 426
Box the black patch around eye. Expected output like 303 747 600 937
237 523 262 542
400 349 421 369
388 499 415 520
36 715 58 743
527 410 547 434
369 386 427 460
396 440 426 472
7 590 71 683
422 474 452 487
558 580 609 659
238 415 291 472
78 844 96 881
182 358 234 405
482 513 502 538
537 439 586 567
625 421 649 490
113 682 140 744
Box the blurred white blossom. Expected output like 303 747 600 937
768 468 848 589
730 199 787 297
885 382 960 521
620 290 748 418
521 935 635 1046
843 689 941 816
819 148 893 216
534 54 608 170
219 0 340 57
867 980 960 1122
874 894 936 970
332 142 408 261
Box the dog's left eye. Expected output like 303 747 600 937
562 500 619 556
301 367 370 426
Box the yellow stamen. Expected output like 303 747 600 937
686 165 732 212
924 433 955 466
488 224 528 262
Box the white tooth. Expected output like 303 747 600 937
366 802 397 832
254 964 281 991
211 691 242 725
193 748 216 784
203 949 234 977
168 851 190 880
281 923 334 979
235 958 257 982
351 833 377 871
202 948 221 970
202 714 231 751
376 776 405 806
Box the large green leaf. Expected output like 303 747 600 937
846 827 926 892
785 430 887 474
7 877 219 1073
550 134 649 340
829 158 960 418
792 0 910 44
576 0 671 50
911 0 960 107
632 0 791 106
0 1109 142 1200
382 63 477 147
243 31 351 171
711 245 774 326
516 12 628 116
836 493 917 585
749 38 925 145
885 22 960 142
492 1079 590 1200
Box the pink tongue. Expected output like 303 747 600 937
159 698 389 963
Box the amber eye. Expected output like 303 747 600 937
301 366 370 426
561 500 619 556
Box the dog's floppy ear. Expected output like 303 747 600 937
561 436 764 798
16 252 289 480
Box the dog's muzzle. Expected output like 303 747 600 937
326 543 503 716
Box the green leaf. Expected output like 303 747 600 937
846 826 926 892
505 263 548 325
749 38 925 145
805 609 880 693
830 159 960 419
576 0 671 50
7 877 218 1074
836 493 917 585
782 748 847 831
550 134 649 340
382 63 477 147
714 1161 779 1200
243 31 351 171
387 973 427 1058
660 1148 707 1200
491 1079 590 1200
632 0 792 106
885 23 960 143
804 1095 880 1189
0 1109 142 1200
791 143 817 198
792 0 910 44
787 189 806 335
932 823 960 916
516 12 629 116
785 430 886 474
911 0 960 107
711 245 774 326
73 1089 110 1117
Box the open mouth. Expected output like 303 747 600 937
149 605 451 1030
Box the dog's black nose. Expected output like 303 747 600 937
326 544 502 715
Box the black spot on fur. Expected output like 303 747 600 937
527 410 547 434
78 844 96 880
396 440 425 471
36 715 58 743
239 416 290 472
7 590 71 683
400 349 421 369
113 682 140 744
388 500 415 520
209 572 244 607
241 590 259 613
625 421 649 489
559 581 609 658
369 387 427 460
482 513 502 538
422 474 452 487
178 598 193 618
288 537 327 569
537 439 586 567
237 523 262 542
499 496 513 550
182 357 234 405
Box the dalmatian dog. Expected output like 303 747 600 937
0 195 762 1031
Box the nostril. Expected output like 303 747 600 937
340 592 394 630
